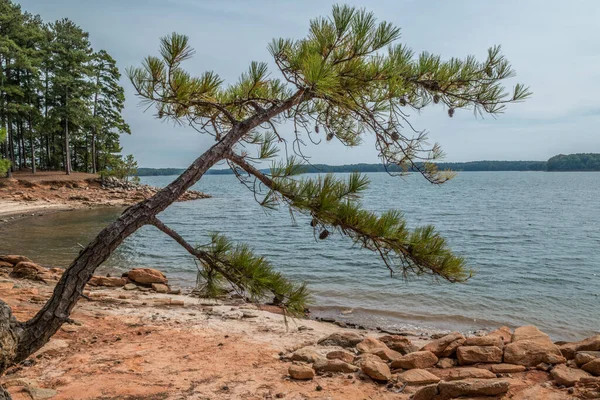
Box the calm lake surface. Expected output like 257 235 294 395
2 171 599 340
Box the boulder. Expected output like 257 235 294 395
490 363 527 373
397 369 440 385
317 332 362 348
292 347 325 363
582 359 600 376
432 367 496 381
0 255 32 265
9 261 47 280
456 346 503 365
436 358 456 369
356 337 388 353
487 326 513 344
326 350 354 363
360 359 391 382
550 364 592 387
372 347 402 361
313 359 359 374
512 326 549 342
575 352 598 367
436 379 510 398
421 332 466 357
288 364 315 380
412 385 439 400
559 335 600 360
390 351 438 370
464 336 504 348
378 335 418 354
127 268 167 285
151 283 169 293
504 338 565 367
353 353 382 368
88 276 126 287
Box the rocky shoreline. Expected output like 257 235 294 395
0 173 209 220
0 254 599 399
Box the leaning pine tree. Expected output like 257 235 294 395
0 5 529 397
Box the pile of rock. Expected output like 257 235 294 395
286 326 600 399
98 177 209 201
0 254 178 294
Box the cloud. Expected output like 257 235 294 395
17 0 600 167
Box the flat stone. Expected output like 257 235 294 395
151 283 169 293
317 332 362 348
60 325 79 333
432 367 497 381
127 268 167 284
491 363 527 373
575 352 598 367
378 335 417 354
456 345 503 365
88 276 126 287
559 335 600 360
550 364 592 387
360 359 391 382
421 332 465 357
356 337 388 353
326 350 355 363
313 359 359 374
504 338 565 366
0 254 32 265
26 386 58 400
512 326 550 342
292 347 326 363
390 350 438 369
464 335 504 348
288 364 315 380
372 347 402 361
437 379 510 398
353 353 382 368
123 283 138 291
412 385 439 400
582 359 600 376
397 369 441 385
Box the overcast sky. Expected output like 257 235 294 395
17 0 600 167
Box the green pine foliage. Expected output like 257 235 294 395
130 5 530 308
196 233 309 316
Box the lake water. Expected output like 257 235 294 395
2 171 599 341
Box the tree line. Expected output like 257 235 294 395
137 156 600 177
0 0 130 177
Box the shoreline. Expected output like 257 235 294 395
1 259 598 399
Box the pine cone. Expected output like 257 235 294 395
433 94 440 104
319 229 330 240
448 108 455 118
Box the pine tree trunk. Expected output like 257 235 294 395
28 117 36 174
91 128 97 174
7 116 14 173
64 88 71 175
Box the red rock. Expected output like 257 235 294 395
436 358 456 369
0 255 32 265
356 337 388 353
292 347 325 363
371 347 402 361
390 351 438 369
288 364 314 380
378 335 417 354
353 353 382 368
550 364 592 387
412 385 439 400
326 350 354 363
582 359 600 376
0 261 13 268
88 276 127 287
437 379 510 398
151 283 169 293
397 369 440 385
127 268 167 284
421 332 465 357
491 363 527 373
512 326 549 342
559 335 600 360
575 352 598 367
504 339 565 367
456 345 503 365
360 359 391 381
432 367 496 381
9 261 47 280
487 326 513 344
313 359 359 373
464 335 504 348
317 332 362 348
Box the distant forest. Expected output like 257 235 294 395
136 154 600 176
